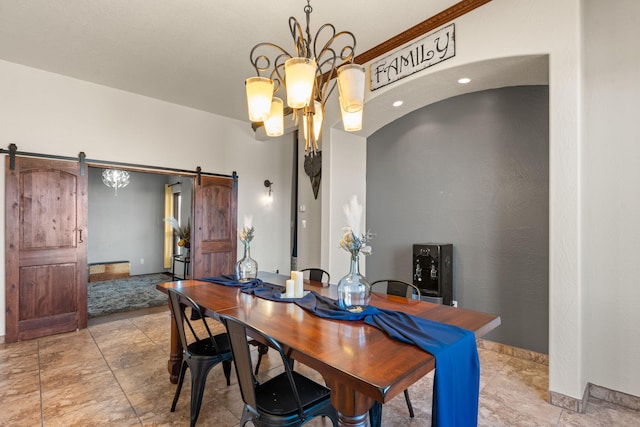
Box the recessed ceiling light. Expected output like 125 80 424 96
458 77 471 84
392 100 403 107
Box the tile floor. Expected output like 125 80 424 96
1 307 638 426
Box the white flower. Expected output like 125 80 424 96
238 226 254 245
343 195 363 237
339 195 373 256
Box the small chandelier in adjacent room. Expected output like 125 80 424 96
245 0 365 154
102 169 130 195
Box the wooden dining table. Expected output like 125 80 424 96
156 272 500 427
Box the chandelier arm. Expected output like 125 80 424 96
315 54 338 103
313 25 357 63
323 80 338 107
270 52 292 97
312 26 358 102
249 42 296 75
289 17 310 58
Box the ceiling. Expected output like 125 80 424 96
0 1 548 136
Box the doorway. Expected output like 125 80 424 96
86 167 193 317
5 154 238 342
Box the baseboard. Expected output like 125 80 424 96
589 383 640 411
549 383 640 413
477 338 548 365
477 340 640 413
549 387 589 413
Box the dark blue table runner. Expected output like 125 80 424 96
198 275 479 427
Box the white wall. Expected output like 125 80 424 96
0 59 293 336
322 129 368 279
295 135 323 271
321 0 640 402
582 0 640 397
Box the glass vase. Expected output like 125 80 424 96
236 243 258 282
337 252 371 313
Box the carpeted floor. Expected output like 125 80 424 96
87 273 172 317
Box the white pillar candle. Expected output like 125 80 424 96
293 271 304 298
285 279 295 297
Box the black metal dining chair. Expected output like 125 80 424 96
168 288 234 427
299 268 330 284
369 279 419 426
371 279 421 300
219 313 339 427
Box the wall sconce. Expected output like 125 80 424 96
264 179 273 198
264 179 274 206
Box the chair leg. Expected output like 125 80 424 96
403 388 415 418
171 361 188 412
222 359 232 386
369 401 382 427
188 364 212 427
254 344 268 375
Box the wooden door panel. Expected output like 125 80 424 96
200 184 233 241
19 264 77 320
18 247 78 266
192 175 237 278
5 156 87 342
20 170 78 249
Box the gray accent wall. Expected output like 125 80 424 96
88 168 167 276
367 86 549 354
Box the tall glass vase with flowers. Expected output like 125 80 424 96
337 196 373 312
236 215 258 282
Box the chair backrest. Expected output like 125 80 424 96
371 279 421 300
168 288 224 357
219 314 306 419
300 268 330 284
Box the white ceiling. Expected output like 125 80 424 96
0 1 549 137
0 1 463 118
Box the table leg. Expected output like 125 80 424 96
324 377 374 427
336 412 369 427
166 299 182 384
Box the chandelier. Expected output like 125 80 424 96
245 0 365 155
102 169 130 195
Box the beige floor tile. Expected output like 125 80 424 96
558 398 640 427
40 356 126 418
44 397 141 427
0 389 42 426
1 309 637 426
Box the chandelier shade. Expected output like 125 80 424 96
246 76 275 122
284 57 317 109
340 96 363 131
245 0 364 155
102 169 130 195
337 64 366 113
264 97 284 137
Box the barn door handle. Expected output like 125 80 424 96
78 229 84 243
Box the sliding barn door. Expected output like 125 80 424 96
5 156 88 342
192 175 237 278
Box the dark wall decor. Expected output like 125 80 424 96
304 151 322 199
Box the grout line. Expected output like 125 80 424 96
87 319 144 425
